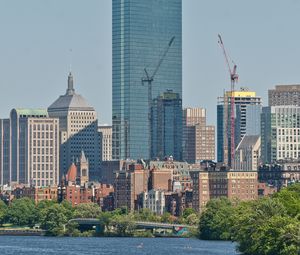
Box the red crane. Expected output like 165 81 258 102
218 34 238 168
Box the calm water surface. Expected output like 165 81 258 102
0 236 239 255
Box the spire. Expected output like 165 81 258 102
80 150 87 163
66 72 75 95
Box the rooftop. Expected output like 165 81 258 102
48 72 94 112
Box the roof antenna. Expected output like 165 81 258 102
69 48 73 73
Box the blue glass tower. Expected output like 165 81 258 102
112 0 182 160
151 91 182 160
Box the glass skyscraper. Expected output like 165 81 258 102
151 91 182 160
112 0 182 160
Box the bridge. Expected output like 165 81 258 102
68 218 195 236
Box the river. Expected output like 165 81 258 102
0 236 239 255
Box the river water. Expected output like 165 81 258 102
0 236 239 255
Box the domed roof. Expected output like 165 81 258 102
66 163 77 182
48 72 94 112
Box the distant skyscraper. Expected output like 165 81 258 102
183 108 215 163
261 106 300 163
112 0 182 160
48 72 100 180
269 84 300 106
98 125 112 161
217 89 262 164
4 109 59 187
151 91 182 160
0 119 10 186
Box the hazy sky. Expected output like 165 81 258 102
1 0 300 125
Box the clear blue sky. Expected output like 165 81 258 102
1 0 300 125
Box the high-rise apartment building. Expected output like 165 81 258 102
48 72 100 180
151 91 182 160
261 106 300 163
98 125 112 161
3 109 59 187
183 108 215 163
269 84 300 106
217 89 262 164
112 0 182 160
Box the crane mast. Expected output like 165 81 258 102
218 34 238 168
142 36 175 159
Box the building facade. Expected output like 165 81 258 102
98 125 112 161
151 91 182 160
112 0 182 160
48 72 100 180
234 135 261 171
140 189 165 215
217 89 262 164
6 109 60 187
190 165 258 212
269 84 300 106
0 119 10 186
261 106 300 163
183 108 215 163
114 163 149 211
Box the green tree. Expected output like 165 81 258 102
182 208 196 219
40 204 68 236
98 211 112 235
73 203 101 219
7 198 37 226
0 200 7 226
110 214 135 237
199 198 234 240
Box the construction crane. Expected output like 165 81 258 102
218 34 238 168
142 36 175 158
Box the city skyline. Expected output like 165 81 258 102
1 1 300 125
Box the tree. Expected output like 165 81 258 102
0 200 7 226
73 203 102 219
110 214 135 237
40 204 68 236
6 198 37 226
199 198 234 240
182 208 196 219
98 211 112 235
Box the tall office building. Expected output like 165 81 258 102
98 125 112 161
0 119 10 186
261 106 300 163
151 91 182 160
8 109 59 187
183 108 215 163
48 72 100 180
112 0 182 160
269 84 300 106
217 88 262 164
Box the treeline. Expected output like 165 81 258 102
199 184 300 255
0 198 198 237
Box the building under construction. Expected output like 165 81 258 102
217 88 262 165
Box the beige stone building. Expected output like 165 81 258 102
190 165 258 213
183 107 215 163
48 72 100 180
98 125 112 161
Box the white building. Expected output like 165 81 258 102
98 125 112 161
1 109 59 187
142 189 165 215
48 72 100 180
